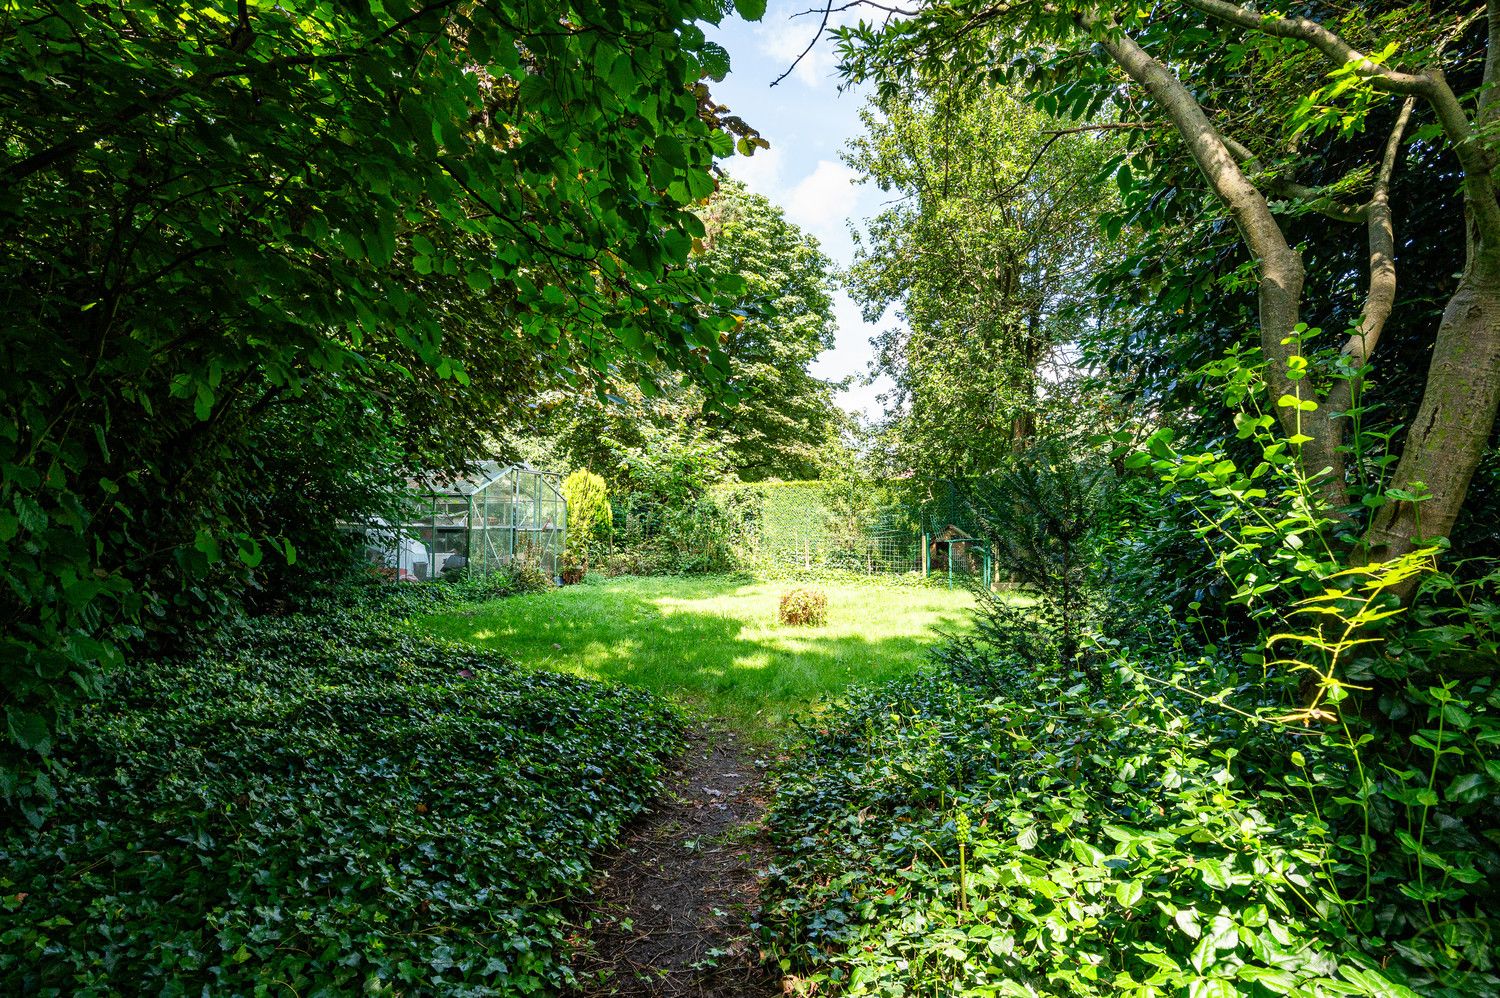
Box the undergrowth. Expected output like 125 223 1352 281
761 626 1498 996
0 574 685 995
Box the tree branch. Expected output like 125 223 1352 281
1178 0 1434 95
2 0 462 189
1221 135 1366 223
1083 11 1351 490
1328 96 1416 422
1483 0 1500 127
1180 0 1500 245
995 122 1161 204
773 0 835 87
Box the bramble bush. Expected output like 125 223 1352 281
0 579 683 995
779 587 829 626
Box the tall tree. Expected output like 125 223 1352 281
843 75 1118 478
835 0 1500 571
698 180 845 481
522 181 847 484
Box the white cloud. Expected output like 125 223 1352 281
725 153 861 257
723 143 786 199
755 16 836 88
784 159 860 250
753 1 866 89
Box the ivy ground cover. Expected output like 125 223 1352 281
760 651 1495 997
414 574 974 740
0 597 684 996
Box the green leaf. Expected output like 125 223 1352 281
194 530 221 563
1174 906 1202 939
6 708 51 754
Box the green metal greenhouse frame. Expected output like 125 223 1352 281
377 462 566 582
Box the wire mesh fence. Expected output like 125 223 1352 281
721 480 1001 588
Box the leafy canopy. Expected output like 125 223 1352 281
844 75 1118 477
0 0 758 809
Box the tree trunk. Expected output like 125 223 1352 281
1088 17 1346 502
1363 250 1500 563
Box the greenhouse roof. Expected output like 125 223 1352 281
418 461 557 497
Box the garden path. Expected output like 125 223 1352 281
569 726 784 997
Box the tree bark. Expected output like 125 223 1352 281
1364 251 1500 562
1326 98 1414 423
1176 0 1500 568
1085 15 1346 498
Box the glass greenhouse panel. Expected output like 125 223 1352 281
362 463 566 584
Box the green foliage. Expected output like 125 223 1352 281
962 442 1114 682
765 655 1329 996
762 612 1498 996
844 74 1118 475
1121 335 1418 627
717 479 922 575
1097 349 1500 991
698 181 847 481
516 180 847 489
0 582 683 994
606 424 738 575
779 587 830 626
0 0 751 805
760 332 1498 996
563 469 612 574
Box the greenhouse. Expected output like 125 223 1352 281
370 462 566 582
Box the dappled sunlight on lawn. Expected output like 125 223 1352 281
414 574 978 740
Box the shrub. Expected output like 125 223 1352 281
0 591 682 995
563 469 613 574
962 439 1114 687
607 427 741 575
779 587 829 626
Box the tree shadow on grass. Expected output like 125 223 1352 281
415 577 972 736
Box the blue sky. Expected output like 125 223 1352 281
705 2 896 418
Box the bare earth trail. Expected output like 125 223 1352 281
568 727 785 998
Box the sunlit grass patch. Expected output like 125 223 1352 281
413 574 977 740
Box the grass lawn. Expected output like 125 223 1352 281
413 574 974 740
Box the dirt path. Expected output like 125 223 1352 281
569 727 784 998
